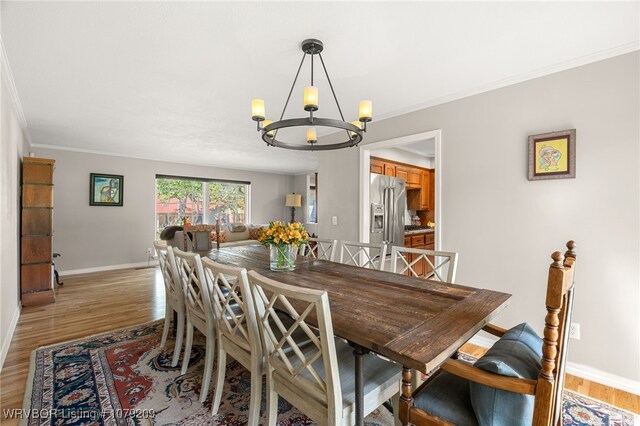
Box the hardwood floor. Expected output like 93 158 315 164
1 267 638 420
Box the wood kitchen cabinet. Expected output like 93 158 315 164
370 158 384 174
383 163 395 176
429 169 435 211
420 171 430 210
403 231 435 278
21 157 55 306
370 156 434 212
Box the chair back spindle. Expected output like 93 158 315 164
299 238 338 262
339 240 387 270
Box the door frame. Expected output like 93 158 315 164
358 129 442 250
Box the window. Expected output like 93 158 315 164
155 175 250 235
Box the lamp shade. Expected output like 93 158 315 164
285 193 302 208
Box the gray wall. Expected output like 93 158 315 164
0 76 27 366
34 148 294 272
318 52 640 381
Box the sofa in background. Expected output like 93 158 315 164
163 223 265 251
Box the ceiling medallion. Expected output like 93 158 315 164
251 38 372 151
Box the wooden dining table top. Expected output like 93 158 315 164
206 244 511 374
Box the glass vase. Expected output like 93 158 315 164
269 244 297 271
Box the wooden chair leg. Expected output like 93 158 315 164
160 305 171 348
181 321 193 375
171 311 184 367
199 336 215 402
211 340 226 415
265 371 278 426
247 361 262 425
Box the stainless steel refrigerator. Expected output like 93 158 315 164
370 174 406 255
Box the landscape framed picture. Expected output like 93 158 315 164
528 129 576 181
90 173 124 206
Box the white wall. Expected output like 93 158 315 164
318 52 640 383
34 148 294 272
370 147 433 168
0 76 27 369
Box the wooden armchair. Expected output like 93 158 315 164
399 240 577 426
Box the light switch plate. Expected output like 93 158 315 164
332 216 338 225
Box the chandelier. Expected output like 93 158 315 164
251 39 372 151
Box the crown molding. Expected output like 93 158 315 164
30 143 307 176
0 36 32 146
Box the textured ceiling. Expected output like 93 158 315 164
2 2 638 173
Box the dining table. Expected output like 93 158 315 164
206 244 511 426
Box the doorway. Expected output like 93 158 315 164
358 129 442 250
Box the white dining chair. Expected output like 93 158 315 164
248 270 402 426
153 241 186 367
338 240 387 271
299 237 338 261
390 246 459 283
172 248 216 403
202 258 263 423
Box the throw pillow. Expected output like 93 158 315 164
469 323 542 426
210 230 227 243
230 224 247 233
249 226 264 240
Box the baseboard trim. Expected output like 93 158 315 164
468 335 640 396
0 304 21 373
60 260 159 276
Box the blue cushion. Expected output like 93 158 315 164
470 323 542 426
500 322 543 358
414 371 479 426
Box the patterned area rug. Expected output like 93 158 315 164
19 321 637 425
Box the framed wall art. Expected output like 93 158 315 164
90 173 124 206
528 129 576 181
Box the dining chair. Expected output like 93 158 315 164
153 241 186 367
248 270 402 426
299 237 338 261
399 240 577 426
390 246 459 283
172 247 216 403
201 258 263 424
338 240 387 271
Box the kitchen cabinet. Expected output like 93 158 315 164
383 163 395 177
420 171 430 210
370 158 384 174
395 166 409 183
404 231 435 278
370 156 434 212
408 169 421 187
429 169 435 211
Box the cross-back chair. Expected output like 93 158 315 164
201 258 263 424
390 246 459 283
153 241 186 367
339 240 387 271
399 240 577 426
248 270 402 426
172 248 216 403
299 237 338 262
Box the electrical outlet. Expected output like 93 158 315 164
569 322 581 340
146 248 153 256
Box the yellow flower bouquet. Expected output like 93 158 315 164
258 221 309 271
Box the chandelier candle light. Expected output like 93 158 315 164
251 38 372 150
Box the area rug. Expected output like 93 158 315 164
19 321 637 425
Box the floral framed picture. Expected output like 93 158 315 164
90 173 124 206
528 129 576 181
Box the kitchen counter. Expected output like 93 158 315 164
404 228 435 235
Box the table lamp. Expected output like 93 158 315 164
285 193 302 223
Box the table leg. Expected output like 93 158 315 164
351 343 370 426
